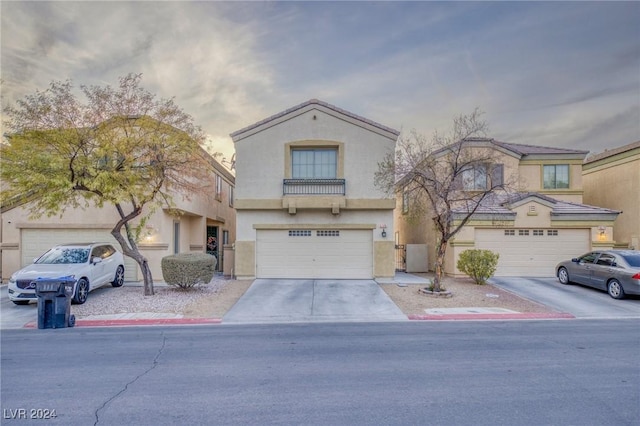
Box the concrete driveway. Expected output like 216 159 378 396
222 279 408 324
489 277 640 319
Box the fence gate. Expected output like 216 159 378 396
395 244 406 272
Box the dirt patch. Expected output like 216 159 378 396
182 279 253 318
381 274 556 315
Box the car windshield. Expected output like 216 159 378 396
36 248 90 264
619 253 640 267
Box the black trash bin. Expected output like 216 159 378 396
35 278 76 329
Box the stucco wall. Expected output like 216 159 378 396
583 147 640 248
235 109 395 201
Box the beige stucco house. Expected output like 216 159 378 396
230 99 399 280
1 155 235 282
395 138 620 277
583 141 640 250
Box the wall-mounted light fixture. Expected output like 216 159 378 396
380 224 387 238
598 225 606 241
143 224 157 242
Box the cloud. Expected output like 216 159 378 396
1 1 638 157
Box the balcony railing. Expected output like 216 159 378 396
283 179 346 195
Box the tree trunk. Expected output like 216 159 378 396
432 238 448 292
110 216 155 296
138 257 155 296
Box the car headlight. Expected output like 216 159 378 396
8 276 16 285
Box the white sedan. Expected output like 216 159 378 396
7 242 125 305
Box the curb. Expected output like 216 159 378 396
24 318 222 328
21 312 576 328
408 312 575 321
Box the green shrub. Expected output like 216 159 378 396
161 253 217 289
456 249 499 285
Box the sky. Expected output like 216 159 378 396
2 1 639 166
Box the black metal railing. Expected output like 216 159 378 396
283 179 346 195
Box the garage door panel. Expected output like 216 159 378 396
256 229 373 279
475 229 590 277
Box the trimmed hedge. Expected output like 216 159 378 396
456 249 499 285
161 253 217 289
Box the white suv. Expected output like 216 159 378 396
8 242 125 305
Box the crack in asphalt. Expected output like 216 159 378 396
94 333 167 425
310 280 317 315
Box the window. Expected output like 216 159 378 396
173 222 180 254
289 230 311 237
596 253 615 266
518 229 529 236
292 149 337 179
504 229 515 236
547 230 558 236
317 230 339 237
462 164 503 191
533 230 544 236
578 252 598 264
543 165 569 189
402 189 409 214
215 175 223 200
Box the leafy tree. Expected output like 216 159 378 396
1 74 215 296
376 109 510 292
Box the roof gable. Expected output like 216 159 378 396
230 99 400 142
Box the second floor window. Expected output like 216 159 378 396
462 163 503 191
543 164 569 189
215 175 223 200
292 148 337 179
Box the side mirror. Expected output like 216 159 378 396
611 261 617 267
92 257 103 265
571 258 579 263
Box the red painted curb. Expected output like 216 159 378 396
24 318 222 328
408 312 575 321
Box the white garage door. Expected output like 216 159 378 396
21 229 138 281
256 229 373 279
475 228 590 277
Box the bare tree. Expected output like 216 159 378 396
376 109 510 291
2 74 216 296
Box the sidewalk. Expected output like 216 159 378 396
6 273 575 329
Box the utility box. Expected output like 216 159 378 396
36 279 76 329
406 244 428 273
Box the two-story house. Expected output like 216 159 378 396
230 99 399 280
395 138 620 277
583 141 640 250
1 148 235 282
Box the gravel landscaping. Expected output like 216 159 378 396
70 273 556 319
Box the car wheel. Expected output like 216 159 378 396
607 279 625 299
12 300 30 306
558 267 570 285
111 266 125 287
73 278 89 304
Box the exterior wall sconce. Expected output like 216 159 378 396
143 224 157 242
598 225 606 241
380 224 387 238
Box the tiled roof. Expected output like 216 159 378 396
453 192 620 216
230 99 400 139
433 138 589 159
490 140 589 156
584 140 640 164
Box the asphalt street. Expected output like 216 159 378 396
2 321 638 425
